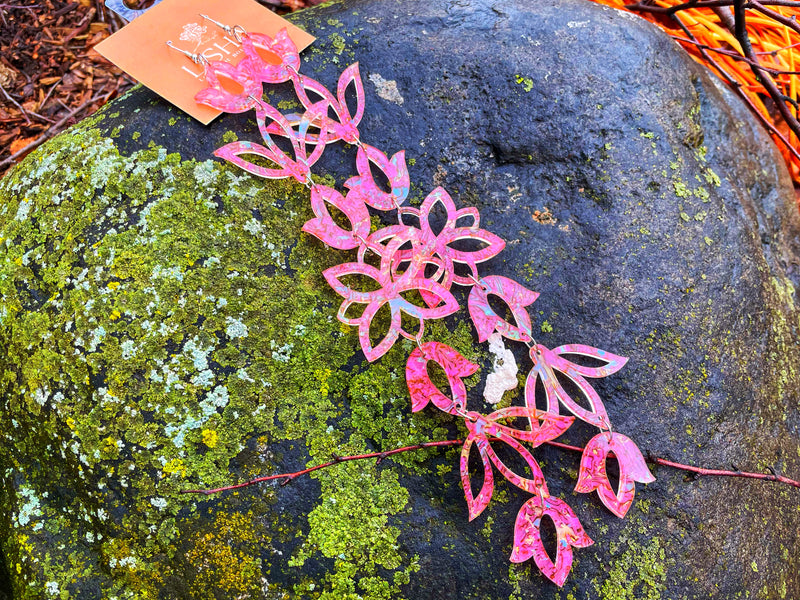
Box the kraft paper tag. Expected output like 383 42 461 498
95 0 315 124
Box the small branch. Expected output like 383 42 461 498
650 456 800 487
0 83 31 125
180 440 464 495
0 94 102 171
180 436 800 495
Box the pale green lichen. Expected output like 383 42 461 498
0 112 468 598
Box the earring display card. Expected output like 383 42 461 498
95 0 315 124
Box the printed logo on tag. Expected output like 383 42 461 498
95 0 315 124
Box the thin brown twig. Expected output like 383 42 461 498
0 83 31 125
0 94 102 170
670 6 800 161
180 436 800 495
671 34 800 73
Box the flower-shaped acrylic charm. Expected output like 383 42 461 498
323 262 459 361
344 143 410 210
525 344 628 430
194 60 264 113
575 432 655 518
287 63 365 144
510 494 593 587
459 408 553 520
468 275 539 342
405 342 478 414
302 185 370 250
240 28 301 84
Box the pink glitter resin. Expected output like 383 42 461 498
575 432 655 518
510 494 593 587
240 28 301 84
194 60 263 113
323 262 459 361
525 343 628 430
467 275 539 342
214 102 328 184
405 342 479 414
344 143 410 210
301 185 371 250
282 63 365 144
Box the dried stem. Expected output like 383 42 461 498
0 93 105 171
180 437 800 495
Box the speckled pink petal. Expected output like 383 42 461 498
510 495 593 587
468 276 539 342
460 432 495 521
277 63 364 145
194 60 263 113
302 185 370 250
241 102 328 184
551 344 628 378
405 342 479 414
575 432 655 518
418 187 480 238
442 227 506 286
323 261 390 305
526 344 612 430
213 140 296 179
484 406 574 447
239 28 300 84
323 261 458 361
344 144 410 210
476 432 548 495
357 298 403 362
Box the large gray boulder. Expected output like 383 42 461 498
1 0 799 598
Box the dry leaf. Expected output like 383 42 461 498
10 136 38 155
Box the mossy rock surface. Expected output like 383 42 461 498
2 0 800 598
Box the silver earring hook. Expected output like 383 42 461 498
166 41 210 66
200 13 246 42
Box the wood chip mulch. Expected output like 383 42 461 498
0 0 321 179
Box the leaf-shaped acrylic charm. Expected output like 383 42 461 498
525 344 624 430
194 60 264 113
552 344 628 378
323 262 459 361
575 432 655 518
405 342 479 414
483 406 574 447
510 495 593 587
460 432 495 521
240 28 301 84
215 101 328 184
468 276 539 343
276 63 365 145
475 432 548 496
302 185 370 250
344 144 410 210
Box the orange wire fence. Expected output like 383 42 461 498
591 0 800 185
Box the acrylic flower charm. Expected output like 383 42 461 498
510 495 593 587
286 63 365 144
302 185 370 250
459 408 557 520
405 342 478 414
240 28 301 84
575 432 655 518
323 262 459 361
344 143 410 210
525 344 628 430
194 60 264 113
214 102 328 184
468 275 539 342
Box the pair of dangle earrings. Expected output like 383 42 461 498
167 14 301 113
